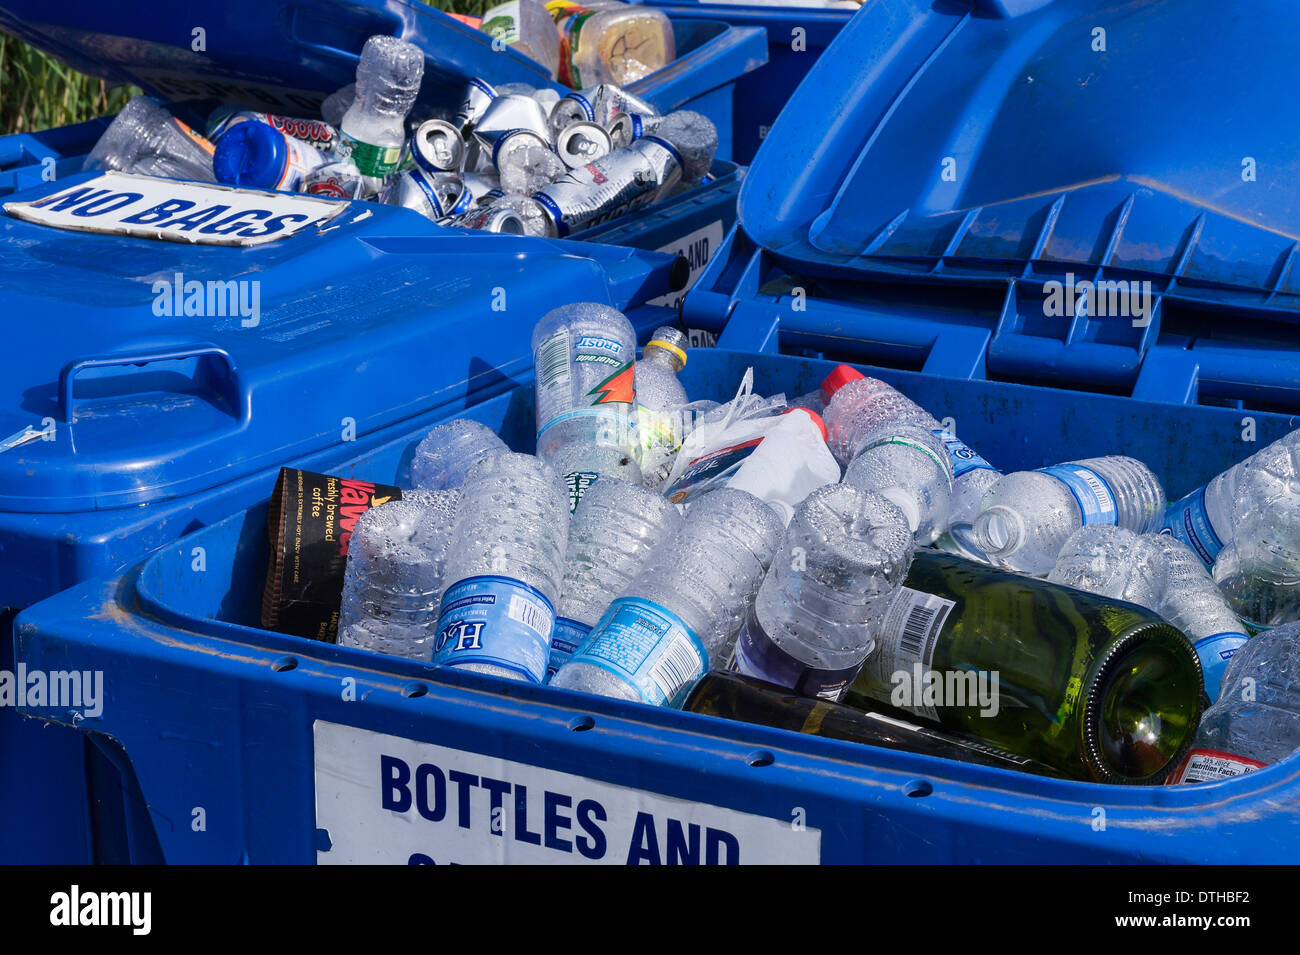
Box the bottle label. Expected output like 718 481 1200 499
664 437 763 506
1191 631 1249 702
433 575 555 684
547 0 600 88
729 610 863 702
868 586 957 722
564 470 600 514
546 616 592 681
481 2 523 45
932 429 997 479
861 433 950 476
534 328 635 441
565 597 708 706
1160 485 1224 567
338 133 402 178
174 117 216 156
1039 464 1118 526
1173 748 1267 784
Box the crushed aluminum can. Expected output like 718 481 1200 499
490 129 554 175
455 205 528 233
555 122 614 168
608 110 659 149
412 119 467 173
381 168 473 223
473 94 554 149
461 171 501 205
532 135 683 237
453 77 499 133
548 84 658 136
302 160 370 199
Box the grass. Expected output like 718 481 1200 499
0 0 485 136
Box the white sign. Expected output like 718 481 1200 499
649 218 725 311
313 720 821 865
3 172 344 246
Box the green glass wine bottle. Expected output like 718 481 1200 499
682 670 1059 775
845 551 1205 784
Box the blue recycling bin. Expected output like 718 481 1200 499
0 0 767 863
12 0 1300 863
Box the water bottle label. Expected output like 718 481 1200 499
1191 631 1249 702
663 437 763 506
1173 748 1267 784
338 133 403 178
932 429 997 479
433 575 555 683
566 597 708 706
1039 464 1118 526
564 470 601 513
1160 485 1224 567
868 586 957 722
546 616 592 681
862 434 949 476
729 610 863 702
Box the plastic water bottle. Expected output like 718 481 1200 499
1173 620 1300 783
790 364 864 417
732 484 914 700
337 490 459 660
321 84 356 127
549 477 683 679
432 453 569 683
1157 536 1250 702
551 488 783 705
409 419 508 491
1047 525 1166 613
212 120 329 191
532 303 642 511
970 456 1166 576
842 424 954 544
634 326 689 491
1205 433 1300 630
339 36 424 180
84 95 217 181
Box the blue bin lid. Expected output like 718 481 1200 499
734 0 1300 396
0 0 557 114
0 174 677 513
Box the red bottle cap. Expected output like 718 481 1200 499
820 364 866 403
784 407 829 443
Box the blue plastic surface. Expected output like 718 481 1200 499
14 348 1300 863
685 0 1300 410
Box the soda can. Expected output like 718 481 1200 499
474 95 553 148
453 77 499 132
491 129 554 175
382 168 473 223
555 122 613 168
302 160 369 199
533 136 683 237
455 205 527 234
412 119 467 173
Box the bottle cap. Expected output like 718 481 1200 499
820 364 866 403
213 120 287 188
784 406 829 443
646 326 689 369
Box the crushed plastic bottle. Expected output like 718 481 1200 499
338 36 424 179
842 424 953 545
84 95 217 181
410 419 509 491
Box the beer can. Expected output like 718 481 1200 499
302 160 370 200
555 122 614 168
474 94 554 148
548 84 659 137
455 205 527 234
607 110 658 149
453 77 499 132
382 168 473 223
491 129 554 175
412 119 467 173
533 136 682 237
207 106 340 153
461 171 501 205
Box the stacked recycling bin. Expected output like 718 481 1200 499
6 0 1300 865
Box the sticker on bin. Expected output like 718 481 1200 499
314 721 821 865
648 219 725 310
3 171 344 246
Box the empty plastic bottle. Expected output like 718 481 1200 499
634 326 689 491
338 36 424 179
532 303 642 511
1173 620 1300 783
84 95 217 181
790 364 864 417
212 119 329 191
549 477 683 679
842 424 954 545
551 488 783 705
480 0 561 78
321 84 356 127
1047 525 1165 613
971 456 1166 576
653 110 717 183
733 484 914 701
410 418 509 491
432 453 569 683
337 489 459 660
1157 536 1250 702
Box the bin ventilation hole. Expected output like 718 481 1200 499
904 779 933 798
746 749 775 768
568 715 596 732
271 655 298 672
402 682 429 699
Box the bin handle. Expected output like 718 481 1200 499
57 344 245 424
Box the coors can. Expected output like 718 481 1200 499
532 135 683 237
